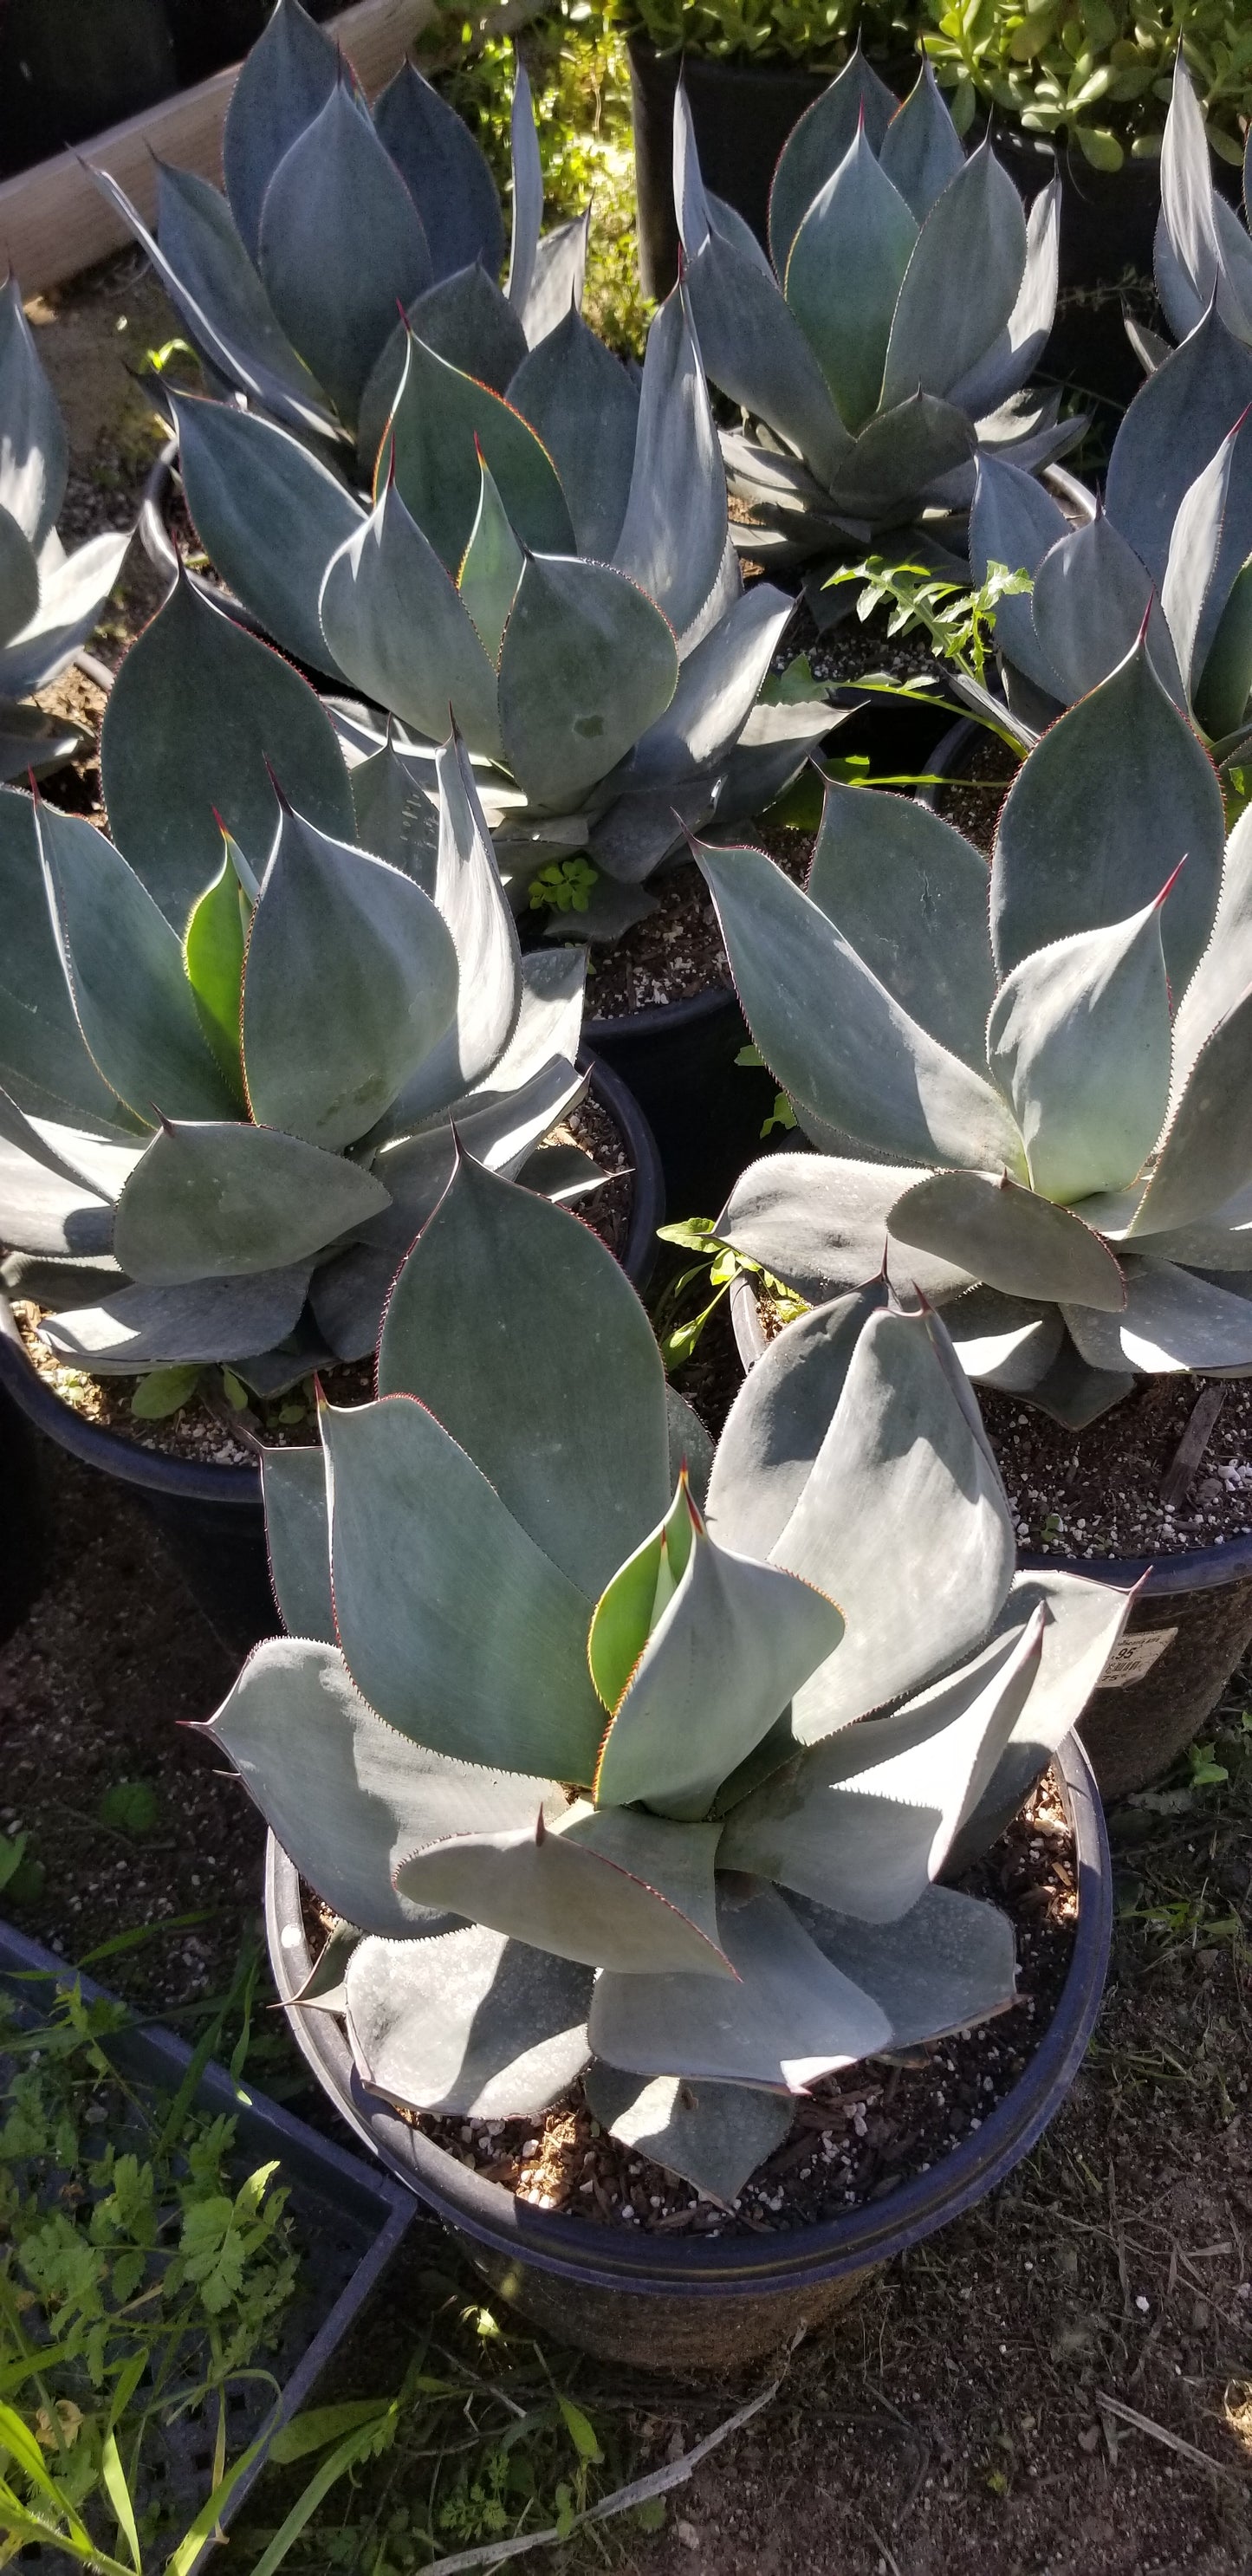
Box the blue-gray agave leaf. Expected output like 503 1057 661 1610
0 281 129 754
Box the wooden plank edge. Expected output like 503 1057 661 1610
0 0 441 299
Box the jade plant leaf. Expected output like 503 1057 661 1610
101 576 356 929
346 1924 593 2119
321 1392 607 1784
241 800 458 1152
377 1153 670 1599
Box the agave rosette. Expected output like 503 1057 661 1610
672 47 1078 582
973 308 1252 751
159 276 834 937
697 638 1252 1427
210 1153 1126 2204
94 0 587 456
0 583 593 1380
0 282 131 781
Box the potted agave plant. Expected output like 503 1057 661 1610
101 0 836 1209
694 636 1252 1801
0 282 133 782
209 1149 1125 2364
671 47 1080 620
0 587 658 1651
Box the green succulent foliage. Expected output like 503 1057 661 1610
972 63 1252 749
212 1152 1126 2204
0 586 594 1376
673 47 1080 574
921 0 1252 171
702 637 1252 1426
0 280 131 785
613 0 1252 166
611 0 912 69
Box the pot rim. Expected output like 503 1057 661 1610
0 1054 659 1501
264 1723 1110 2301
727 1268 1252 1595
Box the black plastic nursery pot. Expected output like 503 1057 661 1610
0 1287 273 1661
164 0 340 87
0 0 178 179
0 1056 661 1659
0 1917 412 2570
0 1376 50 1647
627 39 829 302
730 1269 1252 1811
587 985 776 1223
266 1728 1111 2372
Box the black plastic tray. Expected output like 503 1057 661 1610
0 1920 412 2571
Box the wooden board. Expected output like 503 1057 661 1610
0 0 443 298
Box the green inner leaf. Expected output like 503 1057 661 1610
184 841 250 1106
